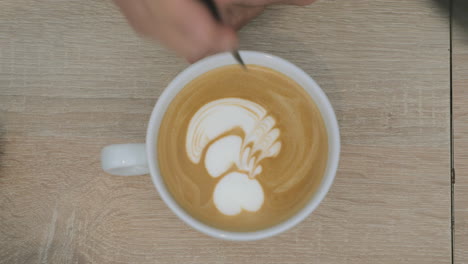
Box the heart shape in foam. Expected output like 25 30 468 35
213 172 264 216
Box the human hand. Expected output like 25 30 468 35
114 0 316 62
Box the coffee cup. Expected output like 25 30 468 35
101 51 340 241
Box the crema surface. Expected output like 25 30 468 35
158 65 328 231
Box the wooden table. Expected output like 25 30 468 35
0 0 462 263
453 0 468 263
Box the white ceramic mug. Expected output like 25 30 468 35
101 51 340 241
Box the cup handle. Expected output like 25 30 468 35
101 144 149 176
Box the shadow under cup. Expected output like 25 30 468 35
147 51 340 241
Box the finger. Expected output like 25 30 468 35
183 25 238 63
179 0 238 50
139 0 237 62
285 0 317 6
171 0 239 62
113 0 160 37
222 5 265 30
218 0 316 6
132 0 197 60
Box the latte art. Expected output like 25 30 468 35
186 98 282 215
158 65 328 231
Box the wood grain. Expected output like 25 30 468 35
453 0 468 263
0 0 451 263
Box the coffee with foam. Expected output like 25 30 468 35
158 65 328 231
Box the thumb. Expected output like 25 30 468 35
176 0 239 62
216 27 239 52
186 28 238 63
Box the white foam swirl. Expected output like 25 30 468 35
186 98 281 215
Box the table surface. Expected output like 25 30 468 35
453 0 468 263
0 0 464 263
